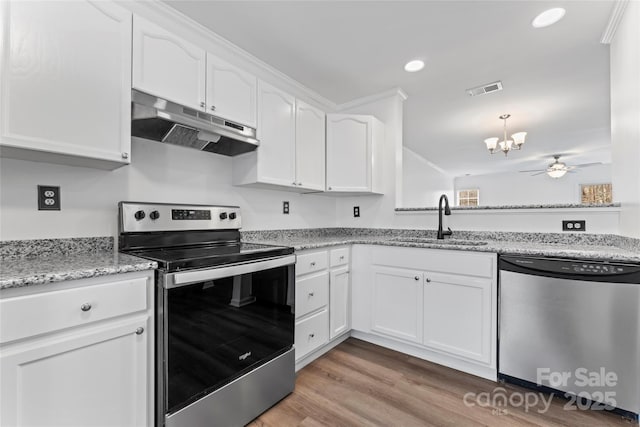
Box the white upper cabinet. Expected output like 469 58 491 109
133 16 206 111
0 0 132 169
206 53 257 127
295 101 326 191
326 114 384 194
256 80 297 186
233 80 326 192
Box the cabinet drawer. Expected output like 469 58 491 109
330 247 350 267
296 250 328 276
0 277 149 344
295 271 329 319
295 309 329 360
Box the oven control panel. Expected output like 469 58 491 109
119 202 241 232
172 209 212 220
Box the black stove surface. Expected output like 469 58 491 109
125 242 293 272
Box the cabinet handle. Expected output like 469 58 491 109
80 303 92 312
425 278 431 283
200 101 205 108
414 276 420 281
135 327 144 335
210 105 216 111
297 182 302 186
308 291 314 297
310 262 316 267
121 152 129 159
328 186 332 190
292 182 297 186
339 255 345 260
309 333 315 339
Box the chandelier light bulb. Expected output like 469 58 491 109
483 114 526 156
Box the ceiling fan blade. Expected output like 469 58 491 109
519 169 545 173
531 171 547 176
574 162 602 168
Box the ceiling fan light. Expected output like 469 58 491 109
547 168 567 178
484 137 499 152
511 132 527 147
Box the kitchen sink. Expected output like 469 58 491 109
390 237 489 246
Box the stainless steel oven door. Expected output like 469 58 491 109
156 255 296 425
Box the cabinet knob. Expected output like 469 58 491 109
328 186 332 190
135 327 144 335
121 152 129 159
414 276 420 281
297 182 302 186
80 303 92 312
309 333 315 339
210 105 216 111
425 278 431 283
310 262 316 267
292 182 297 186
200 101 205 108
308 291 314 297
340 255 345 260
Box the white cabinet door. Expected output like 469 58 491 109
329 266 350 339
295 101 326 191
423 272 493 363
326 114 371 192
371 266 423 344
133 16 205 111
256 80 296 186
206 53 257 127
1 0 132 169
0 316 151 427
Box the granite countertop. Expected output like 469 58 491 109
395 203 621 212
0 237 157 291
242 229 640 264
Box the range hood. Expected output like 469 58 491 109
131 90 258 156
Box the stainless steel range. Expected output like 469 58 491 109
118 202 295 427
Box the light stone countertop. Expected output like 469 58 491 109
242 228 640 264
0 237 157 290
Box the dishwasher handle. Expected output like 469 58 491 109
499 255 640 284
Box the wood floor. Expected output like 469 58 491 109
249 338 634 427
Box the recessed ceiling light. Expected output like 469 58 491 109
404 60 425 72
532 8 566 28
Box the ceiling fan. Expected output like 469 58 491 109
519 155 602 179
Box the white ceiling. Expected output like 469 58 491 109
163 0 614 177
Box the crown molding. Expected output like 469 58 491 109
601 0 629 44
126 0 338 110
336 87 408 112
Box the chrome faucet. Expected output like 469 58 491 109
437 194 452 239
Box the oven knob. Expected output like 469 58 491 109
134 210 145 221
229 212 237 220
149 210 160 220
219 212 228 220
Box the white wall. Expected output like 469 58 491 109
0 139 337 240
402 147 454 207
611 0 640 239
453 164 612 206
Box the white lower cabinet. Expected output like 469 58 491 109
0 272 154 427
294 247 351 368
352 245 498 380
371 266 423 344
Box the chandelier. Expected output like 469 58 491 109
483 114 527 156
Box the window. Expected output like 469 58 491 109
458 189 479 206
581 183 612 204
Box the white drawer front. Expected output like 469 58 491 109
0 277 149 344
295 309 329 360
295 271 329 319
296 250 328 276
330 247 350 267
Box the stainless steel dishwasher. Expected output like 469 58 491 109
499 255 640 419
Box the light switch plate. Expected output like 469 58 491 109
38 185 61 210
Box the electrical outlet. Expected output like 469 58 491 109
38 185 60 210
353 206 360 217
283 201 289 215
562 220 586 231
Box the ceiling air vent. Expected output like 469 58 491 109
466 81 503 97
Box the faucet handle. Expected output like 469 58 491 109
445 227 453 236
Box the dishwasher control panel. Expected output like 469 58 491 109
500 256 640 283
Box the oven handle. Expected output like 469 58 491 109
164 255 296 288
